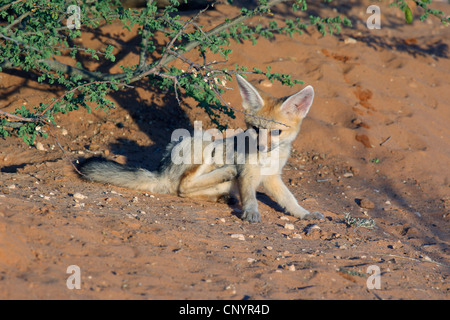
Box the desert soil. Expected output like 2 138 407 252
0 1 449 300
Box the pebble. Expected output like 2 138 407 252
284 223 295 230
359 198 375 209
344 37 357 44
306 224 321 236
73 193 87 200
36 142 46 151
231 233 245 241
343 172 354 178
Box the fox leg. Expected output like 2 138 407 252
180 180 239 203
178 165 237 197
237 167 262 223
262 175 324 220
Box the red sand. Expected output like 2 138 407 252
0 0 448 299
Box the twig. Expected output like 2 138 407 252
138 0 155 70
0 33 42 53
0 0 24 12
45 124 85 177
38 80 133 117
131 4 208 82
379 136 392 146
153 71 182 105
4 11 32 31
0 109 38 123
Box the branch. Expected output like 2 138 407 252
36 59 106 81
138 0 155 69
0 0 24 12
3 0 289 83
38 80 134 117
4 11 32 31
0 109 38 122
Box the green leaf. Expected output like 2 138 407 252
404 5 413 24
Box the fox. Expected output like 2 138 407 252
78 74 324 223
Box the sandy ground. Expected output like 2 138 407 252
0 1 449 300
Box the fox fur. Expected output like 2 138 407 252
78 75 324 222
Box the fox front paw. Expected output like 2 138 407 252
241 209 261 223
301 211 325 220
290 208 325 220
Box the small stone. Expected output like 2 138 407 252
288 265 296 272
61 128 68 136
360 198 375 209
284 223 295 230
231 233 245 241
36 142 46 151
344 37 357 44
73 193 87 200
343 172 354 178
247 258 256 263
306 224 321 238
88 144 100 151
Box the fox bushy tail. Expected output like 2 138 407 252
78 158 172 194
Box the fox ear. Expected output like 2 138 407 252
236 74 264 111
280 85 314 118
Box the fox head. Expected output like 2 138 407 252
236 74 314 150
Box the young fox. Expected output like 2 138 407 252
79 75 324 222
